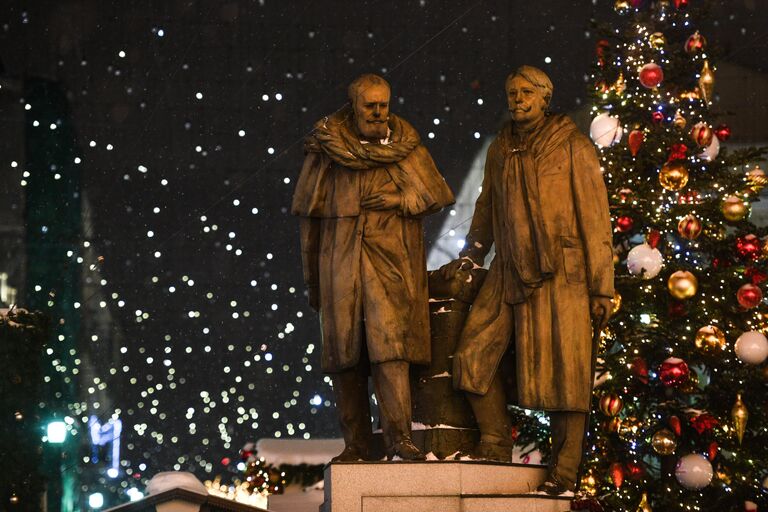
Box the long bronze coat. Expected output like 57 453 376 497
292 108 454 373
453 115 613 412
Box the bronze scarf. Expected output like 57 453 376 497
500 114 577 291
307 105 420 169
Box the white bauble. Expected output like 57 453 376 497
699 135 720 161
626 244 663 279
590 113 623 148
734 331 768 365
675 454 713 490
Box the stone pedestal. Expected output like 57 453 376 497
320 460 571 512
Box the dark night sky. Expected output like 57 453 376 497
1 0 767 502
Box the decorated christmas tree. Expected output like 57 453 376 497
579 1 768 511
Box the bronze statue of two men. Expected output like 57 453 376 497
291 66 614 495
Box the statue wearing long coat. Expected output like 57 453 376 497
453 114 613 412
292 107 454 373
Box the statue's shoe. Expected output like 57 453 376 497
536 474 575 496
331 445 369 462
468 440 513 463
386 438 427 461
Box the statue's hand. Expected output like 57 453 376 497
590 296 613 333
439 256 475 280
360 192 401 211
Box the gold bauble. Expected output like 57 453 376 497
612 290 622 314
704 223 727 241
651 428 677 455
722 195 749 222
637 491 653 512
649 32 666 49
581 468 599 495
667 270 698 300
617 416 642 441
612 72 627 95
673 110 687 129
614 0 631 12
599 393 624 417
747 166 767 193
716 468 732 485
699 60 715 103
605 416 622 433
679 88 702 100
659 161 689 191
695 325 726 351
678 370 700 394
731 393 748 444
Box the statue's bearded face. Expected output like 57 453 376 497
352 83 391 140
506 75 548 126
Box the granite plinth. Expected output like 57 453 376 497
320 460 571 512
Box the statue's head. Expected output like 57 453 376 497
505 66 553 127
348 74 391 140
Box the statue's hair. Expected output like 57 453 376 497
506 65 553 106
347 74 391 103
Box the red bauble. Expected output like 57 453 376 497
626 461 645 480
677 190 701 204
714 124 731 142
596 39 610 67
639 63 664 88
736 234 761 260
652 111 665 124
737 283 763 309
628 129 645 156
610 462 624 488
674 0 688 8
690 122 713 148
617 188 634 203
669 415 682 436
659 357 689 386
647 229 662 249
668 143 689 161
615 215 634 233
668 301 687 317
708 441 718 461
631 356 649 384
685 31 707 54
745 266 768 285
221 457 231 466
599 393 624 416
677 214 702 240
596 39 609 57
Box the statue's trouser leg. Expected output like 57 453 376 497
332 362 373 451
371 360 411 449
466 372 512 445
548 411 588 488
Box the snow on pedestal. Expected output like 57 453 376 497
254 438 345 466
